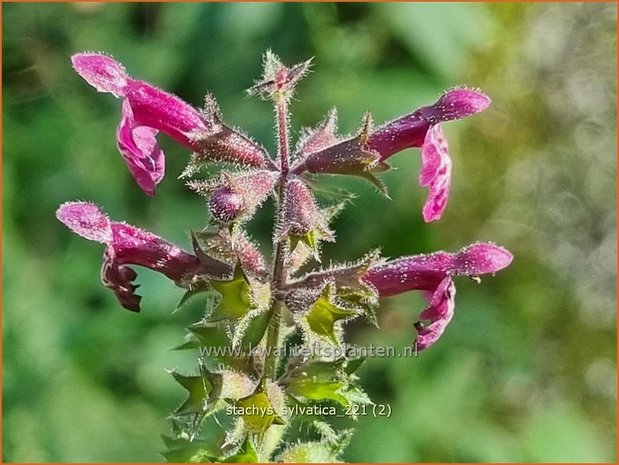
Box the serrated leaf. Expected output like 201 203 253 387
344 356 366 375
174 285 210 314
161 415 230 463
278 441 339 463
172 338 201 351
161 437 218 463
288 379 349 406
210 265 254 321
283 358 371 408
290 229 318 254
358 169 390 198
337 289 379 328
171 370 218 415
339 384 372 406
295 108 339 157
229 389 286 434
187 322 256 374
305 285 357 343
221 436 258 463
238 307 272 350
187 323 230 348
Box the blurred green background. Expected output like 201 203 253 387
3 2 616 462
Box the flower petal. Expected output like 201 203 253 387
363 255 445 297
117 100 165 196
71 53 128 98
101 249 142 312
419 124 452 222
124 79 206 150
110 222 201 282
57 202 233 312
432 88 492 122
363 242 513 297
452 242 514 277
414 277 456 351
56 201 112 243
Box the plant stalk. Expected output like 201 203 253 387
265 95 291 380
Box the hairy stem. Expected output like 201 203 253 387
265 95 291 380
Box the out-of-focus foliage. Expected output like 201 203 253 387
3 3 616 462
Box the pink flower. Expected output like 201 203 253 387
56 201 229 312
72 53 208 196
364 242 512 350
293 88 491 222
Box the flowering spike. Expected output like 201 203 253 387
431 88 492 122
192 229 270 282
209 186 243 223
368 88 491 159
60 52 512 458
292 113 384 194
453 242 514 276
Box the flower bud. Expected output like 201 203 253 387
209 185 243 223
192 170 278 224
280 179 333 249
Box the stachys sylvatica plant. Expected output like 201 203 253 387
57 51 512 462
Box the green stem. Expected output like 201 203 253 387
265 94 291 380
264 301 282 378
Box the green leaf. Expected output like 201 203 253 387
173 285 210 314
284 359 347 405
288 379 349 406
338 286 379 328
187 322 230 348
161 436 218 463
305 285 357 343
344 356 366 375
238 308 272 350
161 416 230 463
229 389 286 434
278 441 339 463
290 229 318 253
171 370 219 415
187 322 256 374
221 436 258 463
210 265 254 321
283 358 371 408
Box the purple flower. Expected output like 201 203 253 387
364 242 512 350
292 88 491 222
72 53 208 196
56 201 229 312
